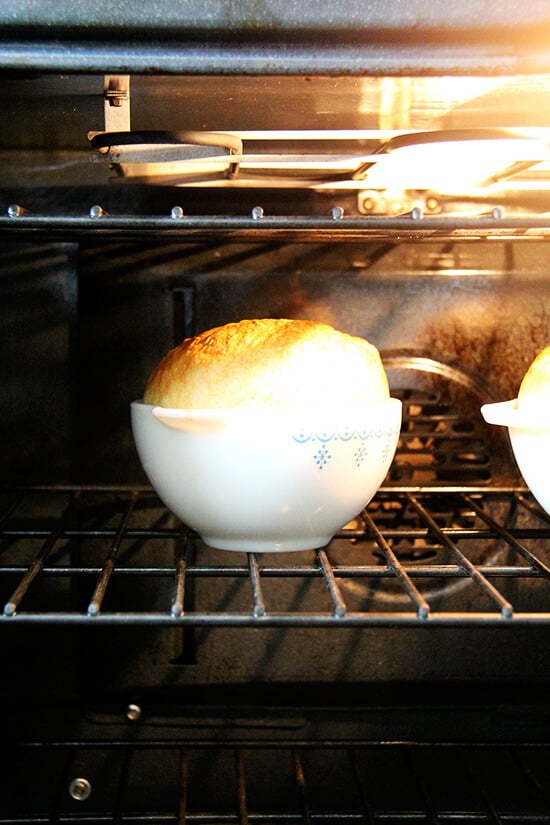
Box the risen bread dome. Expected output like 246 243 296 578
144 318 389 410
517 345 550 412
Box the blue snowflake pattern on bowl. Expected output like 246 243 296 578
354 443 368 466
381 435 393 461
292 425 399 470
314 444 332 468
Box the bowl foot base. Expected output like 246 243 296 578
200 535 332 552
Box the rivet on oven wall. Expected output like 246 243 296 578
425 194 440 212
68 777 92 802
330 206 344 219
359 193 377 212
126 703 142 722
171 206 185 219
251 206 264 219
89 205 108 218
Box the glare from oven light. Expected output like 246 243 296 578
361 137 550 193
365 76 511 128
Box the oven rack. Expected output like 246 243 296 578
2 484 550 626
4 739 550 825
2 210 550 242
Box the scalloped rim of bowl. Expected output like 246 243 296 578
481 398 550 431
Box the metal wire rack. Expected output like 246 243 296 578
2 484 550 625
4 739 550 824
0 203 550 243
3 210 550 243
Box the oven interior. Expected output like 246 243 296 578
4 8 550 821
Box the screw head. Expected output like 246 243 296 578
69 777 92 801
126 703 142 722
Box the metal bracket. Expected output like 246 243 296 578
104 75 131 132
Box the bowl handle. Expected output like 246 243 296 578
151 407 226 432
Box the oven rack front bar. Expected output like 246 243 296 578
2 485 550 626
2 210 550 242
0 3 548 78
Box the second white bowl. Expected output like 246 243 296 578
481 399 550 514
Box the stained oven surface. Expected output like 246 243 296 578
3 4 550 823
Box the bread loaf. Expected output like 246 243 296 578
144 318 389 410
518 345 550 411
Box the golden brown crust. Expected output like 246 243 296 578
518 345 550 410
143 318 389 410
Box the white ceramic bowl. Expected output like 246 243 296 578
131 398 402 552
481 399 550 514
